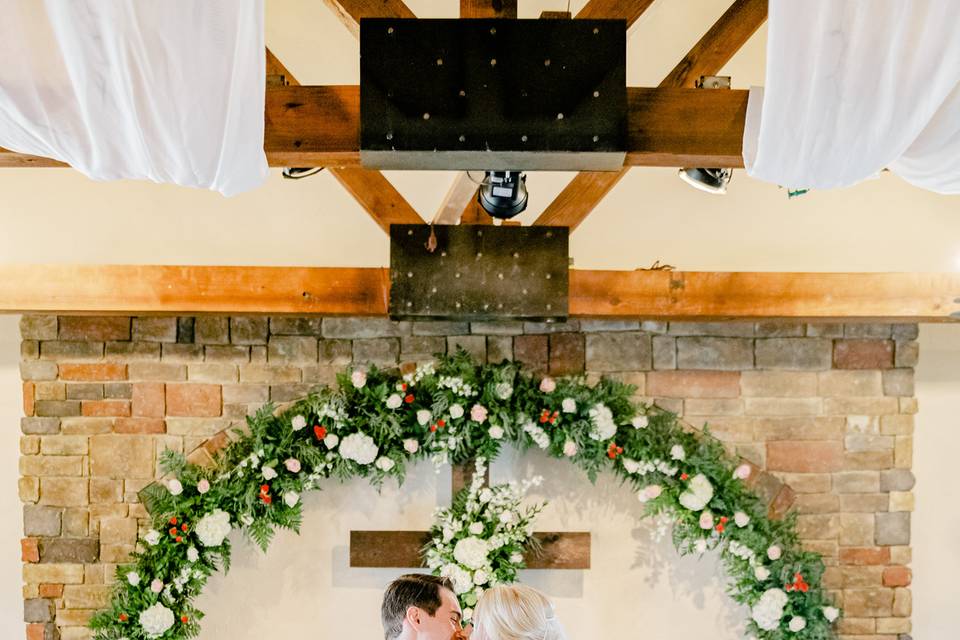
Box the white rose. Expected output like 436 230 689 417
488 425 504 439
494 383 513 399
195 509 232 547
539 377 556 393
144 529 161 546
670 445 685 461
324 433 339 449
678 474 714 511
695 539 708 554
126 571 140 586
386 394 403 409
403 439 419 454
561 398 577 413
139 603 175 638
622 458 641 474
637 484 662 503
449 404 464 419
754 566 770 581
473 569 489 585
478 488 493 503
376 456 396 472
186 547 199 563
468 522 484 535
788 616 806 632
632 415 649 429
339 433 379 465
261 466 278 481
563 440 578 457
510 552 524 563
453 537 490 569
351 370 367 389
822 606 840 623
166 479 183 496
291 414 307 431
699 511 714 530
417 409 432 426
767 545 782 561
463 607 474 620
734 512 750 528
499 511 515 525
284 491 300 508
751 588 788 631
442 527 455 542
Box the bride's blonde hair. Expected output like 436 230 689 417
472 584 567 640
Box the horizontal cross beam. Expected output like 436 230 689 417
0 264 957 321
349 531 591 569
0 86 747 170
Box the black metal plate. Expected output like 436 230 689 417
389 225 568 321
361 18 626 171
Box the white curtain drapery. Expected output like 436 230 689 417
743 0 960 194
0 0 267 196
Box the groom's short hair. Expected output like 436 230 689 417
382 573 455 639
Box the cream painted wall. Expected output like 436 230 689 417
0 0 958 636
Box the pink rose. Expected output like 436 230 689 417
734 464 752 480
470 404 488 423
196 479 210 494
150 578 164 593
284 458 301 473
644 485 662 500
539 377 556 393
699 511 714 530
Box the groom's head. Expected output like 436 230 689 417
382 574 462 640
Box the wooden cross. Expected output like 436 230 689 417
349 459 591 570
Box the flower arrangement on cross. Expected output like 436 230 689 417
89 349 841 640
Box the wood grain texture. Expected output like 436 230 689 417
460 0 517 18
575 0 655 26
661 0 768 88
329 167 423 232
1 266 957 321
350 531 591 569
321 0 416 38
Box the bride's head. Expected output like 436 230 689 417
471 584 567 640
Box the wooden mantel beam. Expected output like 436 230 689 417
1 265 957 321
0 86 747 170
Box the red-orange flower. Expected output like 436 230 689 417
680 473 689 481
314 425 327 440
404 394 414 404
118 613 128 623
169 517 178 525
181 615 189 623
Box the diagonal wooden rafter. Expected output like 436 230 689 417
321 0 415 38
575 0 656 24
305 5 422 233
533 0 767 231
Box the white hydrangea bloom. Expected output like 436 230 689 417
561 398 577 413
751 588 788 631
453 537 490 569
195 509 232 547
139 603 175 638
588 403 617 441
449 404 464 419
678 474 713 511
144 529 161 546
339 432 378 465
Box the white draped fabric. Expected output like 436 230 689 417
0 0 267 196
743 0 960 194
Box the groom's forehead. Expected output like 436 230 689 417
440 587 461 613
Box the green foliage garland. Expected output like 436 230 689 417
89 351 840 639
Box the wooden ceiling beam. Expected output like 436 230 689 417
0 85 748 170
265 47 421 232
661 0 767 89
460 0 517 19
534 0 766 231
320 0 415 38
575 0 656 26
1 265 957 321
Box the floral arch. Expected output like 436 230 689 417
89 352 841 640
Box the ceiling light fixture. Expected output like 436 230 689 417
478 170 528 219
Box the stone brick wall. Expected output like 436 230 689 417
17 316 918 640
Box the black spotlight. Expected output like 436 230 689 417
678 167 731 195
478 171 528 219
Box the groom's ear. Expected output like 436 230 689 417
405 605 423 630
